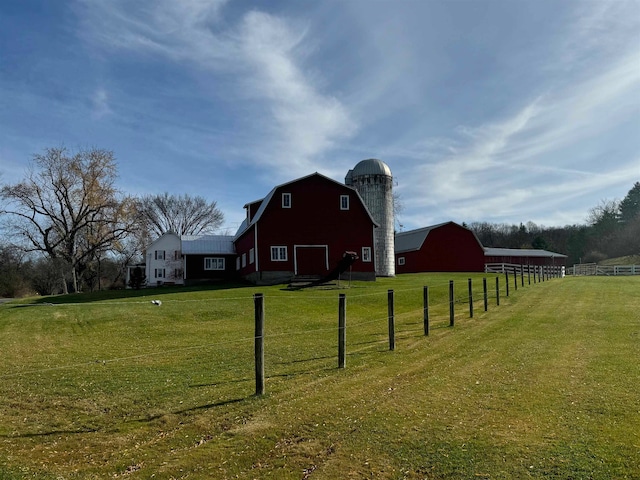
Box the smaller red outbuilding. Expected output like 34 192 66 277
394 222 485 273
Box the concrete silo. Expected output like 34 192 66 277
345 158 395 277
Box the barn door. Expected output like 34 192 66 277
294 246 328 276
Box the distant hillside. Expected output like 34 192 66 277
599 255 640 266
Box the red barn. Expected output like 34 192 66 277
394 222 485 273
234 173 378 285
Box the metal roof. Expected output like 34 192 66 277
180 235 235 255
394 222 451 253
350 158 392 177
484 247 567 258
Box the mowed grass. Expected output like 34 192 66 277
0 274 638 479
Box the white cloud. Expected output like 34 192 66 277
396 49 639 227
74 1 355 180
90 88 112 119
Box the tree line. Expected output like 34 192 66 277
468 181 640 265
1 146 638 297
0 146 223 297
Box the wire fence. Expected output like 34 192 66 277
1 270 562 383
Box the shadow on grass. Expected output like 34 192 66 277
270 354 335 365
0 426 99 439
130 397 248 424
21 282 254 305
266 366 337 379
189 377 253 388
1 398 251 437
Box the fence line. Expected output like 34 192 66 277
485 262 564 278
4 273 560 387
568 263 640 276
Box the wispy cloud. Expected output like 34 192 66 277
90 88 112 119
387 0 640 228
74 0 355 180
397 50 639 226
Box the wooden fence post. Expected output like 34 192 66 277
388 289 395 351
423 286 430 336
254 293 265 396
338 293 346 369
528 266 531 285
449 280 455 327
505 271 510 297
513 266 518 291
483 277 488 312
496 276 500 306
520 267 524 287
468 278 474 318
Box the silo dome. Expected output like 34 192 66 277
351 158 392 177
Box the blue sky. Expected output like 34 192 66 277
1 0 638 233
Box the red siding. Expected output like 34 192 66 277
247 200 262 222
236 224 257 276
396 223 485 273
484 255 566 266
235 174 376 282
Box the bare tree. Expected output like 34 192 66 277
136 192 224 237
0 146 138 293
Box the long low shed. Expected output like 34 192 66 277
484 247 567 266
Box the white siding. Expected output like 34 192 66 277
145 233 184 286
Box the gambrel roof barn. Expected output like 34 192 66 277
234 172 378 285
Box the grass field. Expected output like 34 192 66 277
0 273 638 479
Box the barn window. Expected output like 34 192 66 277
204 257 225 270
282 193 291 208
155 250 165 260
340 195 350 210
249 248 255 264
236 257 241 270
362 247 372 262
398 257 405 266
242 253 247 268
271 246 288 261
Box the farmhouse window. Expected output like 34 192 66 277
398 257 405 266
236 257 241 270
249 248 255 264
270 246 288 261
154 268 165 278
155 250 165 260
340 195 350 210
362 247 372 262
204 257 225 270
282 193 292 208
242 253 247 268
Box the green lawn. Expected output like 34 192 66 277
0 274 638 479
